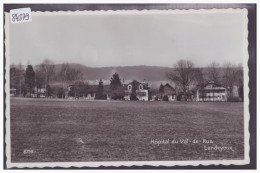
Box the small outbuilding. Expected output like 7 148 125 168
158 83 176 101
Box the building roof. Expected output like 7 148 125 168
159 83 176 94
206 80 223 87
197 80 226 90
164 83 175 90
69 84 110 93
126 80 149 90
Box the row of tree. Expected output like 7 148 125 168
10 60 127 99
10 59 55 97
10 59 244 101
10 59 84 98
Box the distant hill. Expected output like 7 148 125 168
54 63 172 81
11 63 238 87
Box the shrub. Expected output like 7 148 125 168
130 93 138 100
163 95 169 101
111 92 124 100
228 97 240 102
95 95 107 100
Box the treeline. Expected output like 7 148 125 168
10 59 128 99
10 59 244 101
166 60 243 101
10 59 86 98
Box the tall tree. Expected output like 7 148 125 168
193 68 205 101
206 62 220 100
67 68 82 84
10 63 25 96
110 73 124 100
46 84 52 97
68 81 87 98
25 65 35 96
222 62 237 101
59 63 70 98
35 66 45 97
166 60 196 101
130 83 138 100
110 73 122 89
40 59 55 97
58 63 83 98
95 79 107 100
17 62 25 96
59 63 70 89
158 84 164 99
159 84 164 93
207 62 220 83
236 64 243 101
10 67 18 89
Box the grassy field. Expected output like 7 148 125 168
10 98 244 162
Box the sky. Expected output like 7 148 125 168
9 11 245 67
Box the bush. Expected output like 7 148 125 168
111 93 124 100
95 94 107 100
130 93 138 100
176 94 182 101
110 88 125 100
163 95 169 101
228 97 241 102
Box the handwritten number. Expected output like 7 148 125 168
24 13 29 21
11 13 29 22
11 14 16 22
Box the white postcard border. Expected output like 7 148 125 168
4 8 250 168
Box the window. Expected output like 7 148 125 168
139 84 143 90
137 91 146 96
128 85 132 91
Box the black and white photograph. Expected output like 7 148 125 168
4 5 254 168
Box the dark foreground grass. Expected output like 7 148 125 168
10 98 244 162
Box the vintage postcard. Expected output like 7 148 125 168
4 8 250 168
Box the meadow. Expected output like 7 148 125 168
10 98 244 162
